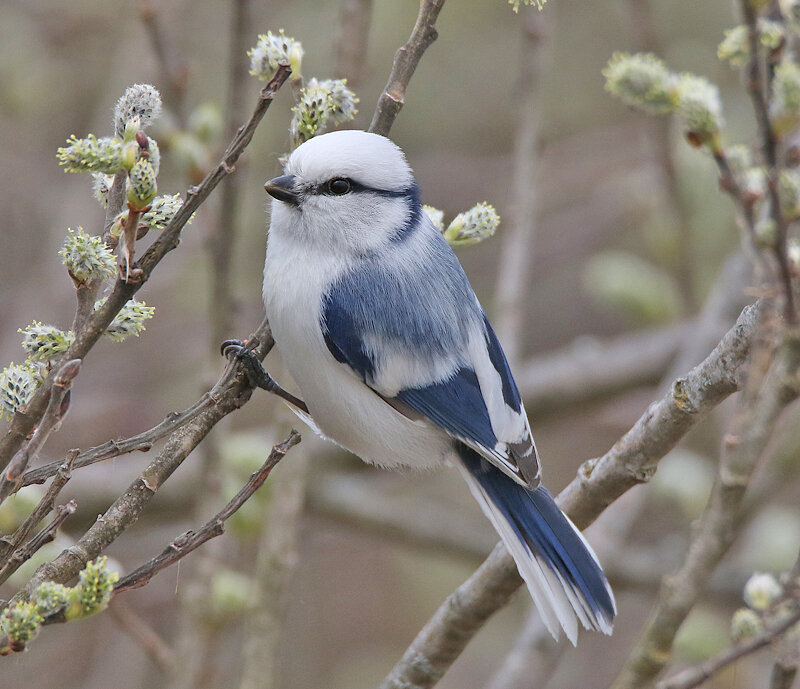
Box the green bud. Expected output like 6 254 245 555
19 322 74 363
754 218 778 249
0 602 43 647
731 607 764 642
508 0 546 10
603 52 677 115
0 362 40 420
725 145 754 176
188 103 224 144
780 169 800 218
91 173 115 208
59 227 117 284
32 582 71 617
743 572 783 611
290 79 336 146
120 140 139 171
113 84 162 138
57 135 123 175
771 60 800 135
318 78 359 125
423 205 445 232
66 556 119 618
98 298 155 342
718 22 784 68
742 167 766 202
444 202 500 246
248 30 303 81
674 74 724 149
209 569 252 619
127 159 157 209
141 193 187 230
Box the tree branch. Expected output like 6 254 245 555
113 430 300 594
0 63 292 473
611 326 800 689
656 605 800 689
377 300 765 689
368 0 446 136
10 320 277 605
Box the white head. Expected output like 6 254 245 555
265 130 422 255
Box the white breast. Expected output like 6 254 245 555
263 226 452 472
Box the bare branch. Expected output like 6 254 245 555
740 0 796 323
0 451 76 577
0 63 292 473
611 327 800 689
10 320 277 605
656 606 800 689
368 0 446 136
0 359 81 503
114 430 300 594
377 300 764 689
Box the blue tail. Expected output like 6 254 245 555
458 447 615 643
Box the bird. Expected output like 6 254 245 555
227 129 616 644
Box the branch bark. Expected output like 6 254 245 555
368 0 446 136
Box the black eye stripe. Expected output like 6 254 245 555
314 178 411 199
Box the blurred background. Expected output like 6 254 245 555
1 0 798 688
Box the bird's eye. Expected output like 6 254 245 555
326 178 352 195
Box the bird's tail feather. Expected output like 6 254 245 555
457 447 616 644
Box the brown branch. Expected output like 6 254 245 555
610 327 800 689
113 430 300 594
0 451 76 576
0 359 81 503
368 0 446 136
656 605 800 689
0 63 292 474
740 0 796 323
0 500 78 588
377 301 764 689
9 320 276 606
20 391 217 488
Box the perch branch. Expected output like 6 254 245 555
368 0 446 136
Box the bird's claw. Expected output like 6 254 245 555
220 338 309 413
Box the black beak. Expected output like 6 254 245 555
264 175 300 206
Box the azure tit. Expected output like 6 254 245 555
255 129 615 642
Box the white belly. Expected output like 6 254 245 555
263 235 452 471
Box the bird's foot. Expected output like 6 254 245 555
220 339 309 413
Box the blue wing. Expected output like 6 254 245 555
320 225 539 486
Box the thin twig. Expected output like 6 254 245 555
769 662 799 689
114 430 300 594
0 63 292 474
10 319 276 606
377 301 764 689
0 500 78 588
368 0 446 136
0 451 76 572
656 605 800 689
741 0 796 323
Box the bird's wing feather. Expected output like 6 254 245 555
320 228 540 486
